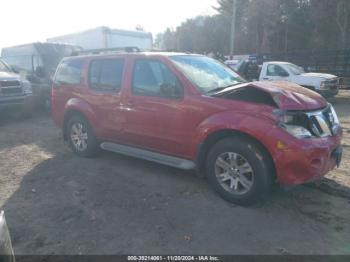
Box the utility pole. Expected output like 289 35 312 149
230 0 237 55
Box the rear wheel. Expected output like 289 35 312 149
67 115 98 157
206 137 274 206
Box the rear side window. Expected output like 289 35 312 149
54 59 84 85
89 59 124 91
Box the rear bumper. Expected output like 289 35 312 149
0 94 34 111
274 131 343 185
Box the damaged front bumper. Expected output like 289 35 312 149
273 131 343 185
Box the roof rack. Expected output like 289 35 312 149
75 46 141 56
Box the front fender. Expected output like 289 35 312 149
192 110 277 158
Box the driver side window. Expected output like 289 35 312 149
267 64 289 77
132 59 182 98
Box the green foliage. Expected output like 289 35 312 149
157 0 350 55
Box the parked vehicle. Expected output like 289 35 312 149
0 211 15 262
253 49 350 89
0 58 33 116
259 62 341 98
1 43 81 110
47 26 153 51
52 51 343 206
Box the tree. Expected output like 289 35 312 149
336 0 350 48
157 0 350 55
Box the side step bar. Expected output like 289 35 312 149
100 142 196 170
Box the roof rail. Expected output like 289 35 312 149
76 46 141 56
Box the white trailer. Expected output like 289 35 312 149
47 26 153 51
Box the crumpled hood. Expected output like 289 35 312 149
301 72 337 80
0 71 20 81
218 81 327 111
250 81 327 110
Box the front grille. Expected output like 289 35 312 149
0 80 23 96
0 80 21 87
305 105 339 137
1 87 23 95
325 78 340 90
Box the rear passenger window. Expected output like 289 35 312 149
54 59 84 85
89 59 124 91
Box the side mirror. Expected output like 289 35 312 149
11 66 19 74
35 66 46 78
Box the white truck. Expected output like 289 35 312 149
47 26 153 51
259 61 340 98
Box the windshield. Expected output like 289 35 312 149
170 55 245 93
0 60 11 73
285 63 305 75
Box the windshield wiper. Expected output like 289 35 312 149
205 83 240 95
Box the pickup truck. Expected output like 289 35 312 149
259 61 340 98
52 52 343 206
0 59 33 116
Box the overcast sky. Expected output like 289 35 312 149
0 0 218 50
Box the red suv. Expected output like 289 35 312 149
52 52 343 205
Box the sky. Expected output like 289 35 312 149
0 0 218 50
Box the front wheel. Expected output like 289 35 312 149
206 137 274 206
67 115 98 157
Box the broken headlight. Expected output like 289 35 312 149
276 104 340 139
277 111 313 139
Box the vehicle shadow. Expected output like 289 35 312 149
307 177 350 200
2 150 350 255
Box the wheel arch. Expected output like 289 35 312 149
62 98 98 141
196 129 276 179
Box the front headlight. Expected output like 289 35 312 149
276 111 313 139
320 80 330 90
280 123 313 139
22 81 32 95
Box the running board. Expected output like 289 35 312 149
100 142 196 170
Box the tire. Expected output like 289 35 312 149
206 137 274 206
67 115 99 157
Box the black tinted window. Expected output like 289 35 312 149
132 59 182 98
55 59 83 85
89 59 124 91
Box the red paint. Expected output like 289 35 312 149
52 53 342 185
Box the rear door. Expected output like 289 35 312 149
83 57 127 140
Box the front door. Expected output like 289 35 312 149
122 58 189 156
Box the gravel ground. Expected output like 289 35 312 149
0 91 350 255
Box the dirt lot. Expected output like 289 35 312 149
0 91 350 255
